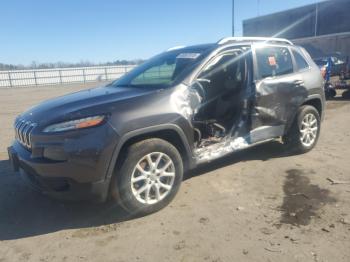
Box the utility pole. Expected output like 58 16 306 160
314 3 318 37
232 0 235 36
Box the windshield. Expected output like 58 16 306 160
110 46 213 88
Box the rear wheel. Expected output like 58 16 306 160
283 105 321 154
111 138 183 216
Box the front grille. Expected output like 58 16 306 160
14 119 37 150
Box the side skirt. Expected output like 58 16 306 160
194 125 284 164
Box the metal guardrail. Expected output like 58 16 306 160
0 65 137 88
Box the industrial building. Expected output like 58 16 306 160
242 0 350 58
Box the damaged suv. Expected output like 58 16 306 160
8 37 325 215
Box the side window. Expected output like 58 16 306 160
255 46 293 79
199 53 238 79
198 51 245 92
292 50 309 71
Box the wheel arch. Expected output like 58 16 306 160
284 94 324 135
105 124 195 181
302 96 324 119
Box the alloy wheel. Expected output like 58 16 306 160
300 113 318 147
131 152 176 205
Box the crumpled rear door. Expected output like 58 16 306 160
250 45 308 142
252 74 307 129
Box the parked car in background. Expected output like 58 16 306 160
8 37 325 216
314 56 346 76
317 57 337 99
340 56 350 80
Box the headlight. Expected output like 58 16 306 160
43 115 106 133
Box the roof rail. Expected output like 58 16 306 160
167 45 187 51
217 37 293 46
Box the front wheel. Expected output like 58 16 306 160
111 138 183 216
283 105 321 154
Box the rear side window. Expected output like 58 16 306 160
255 46 293 79
292 50 309 71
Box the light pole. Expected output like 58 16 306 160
232 0 235 36
314 3 318 37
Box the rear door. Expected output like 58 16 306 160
292 47 324 96
250 44 308 143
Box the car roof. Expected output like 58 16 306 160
166 37 297 58
166 43 217 53
167 37 294 54
217 37 293 46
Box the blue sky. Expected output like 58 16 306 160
0 0 320 65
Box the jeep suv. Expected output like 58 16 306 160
8 37 325 215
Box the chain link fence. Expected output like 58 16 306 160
0 65 136 88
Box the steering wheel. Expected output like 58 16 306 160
192 78 211 100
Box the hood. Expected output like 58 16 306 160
19 85 159 125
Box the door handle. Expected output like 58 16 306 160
294 80 304 87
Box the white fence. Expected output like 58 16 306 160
0 65 136 88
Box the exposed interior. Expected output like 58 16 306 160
189 44 311 162
191 47 252 150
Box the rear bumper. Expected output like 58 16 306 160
8 143 112 202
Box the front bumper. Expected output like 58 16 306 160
8 145 111 202
7 123 120 202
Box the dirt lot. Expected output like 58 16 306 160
0 83 349 262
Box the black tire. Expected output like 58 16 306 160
325 85 336 99
283 105 321 154
325 90 336 100
111 138 183 216
329 88 337 98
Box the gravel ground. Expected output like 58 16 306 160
0 83 349 262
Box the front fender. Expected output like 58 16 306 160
104 123 195 181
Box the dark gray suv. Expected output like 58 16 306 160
8 37 325 215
